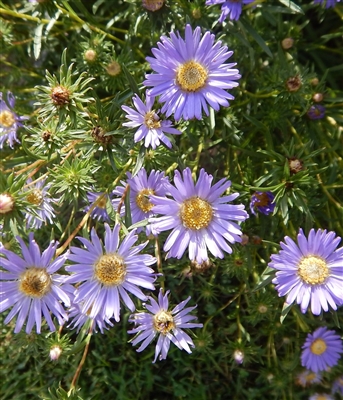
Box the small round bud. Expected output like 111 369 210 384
258 304 268 314
0 193 15 214
142 0 164 11
312 93 324 102
286 75 302 92
42 130 52 141
281 38 294 50
251 235 262 245
190 259 213 273
84 49 97 63
91 126 112 145
49 345 62 361
233 349 244 365
192 8 202 19
106 61 121 77
51 85 70 106
288 157 304 175
311 77 319 86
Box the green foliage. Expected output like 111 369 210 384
1 0 343 399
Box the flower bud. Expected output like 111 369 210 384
106 61 121 77
288 157 304 175
312 93 324 102
0 193 15 214
142 0 164 12
286 75 302 92
51 85 70 106
192 8 202 19
281 38 294 50
84 49 97 63
233 349 244 364
240 234 249 246
49 345 62 361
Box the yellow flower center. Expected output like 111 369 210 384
310 338 327 355
0 110 16 128
180 197 213 230
136 188 155 213
27 189 44 206
144 111 161 129
297 255 329 285
94 253 126 286
153 310 175 335
19 267 52 298
176 60 208 92
106 61 121 76
96 195 107 209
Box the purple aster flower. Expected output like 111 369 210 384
206 0 254 23
149 167 249 263
144 24 241 121
309 394 334 400
66 223 156 322
269 229 343 315
0 91 27 149
84 191 113 222
67 301 114 333
307 104 326 120
128 288 203 362
24 178 56 229
112 169 169 236
0 233 71 334
314 0 341 8
296 369 322 387
250 191 275 216
301 327 343 373
121 92 181 149
332 376 343 396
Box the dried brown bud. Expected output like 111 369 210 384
281 38 294 50
51 85 70 106
106 61 121 77
288 157 304 175
240 234 249 246
91 126 112 145
286 75 302 92
142 0 164 11
312 93 324 102
190 259 213 274
0 193 15 214
42 130 52 141
251 235 262 245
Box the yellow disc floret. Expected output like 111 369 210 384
144 111 161 129
19 267 52 298
94 253 126 286
310 338 327 355
27 189 44 206
153 310 175 335
298 255 329 285
0 110 15 128
176 60 208 92
136 188 155 213
180 197 213 230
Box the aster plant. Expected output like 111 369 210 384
84 191 113 222
301 327 343 372
144 24 241 120
205 0 254 23
149 167 248 263
314 0 341 8
0 233 71 334
121 92 182 149
66 224 156 322
269 228 343 315
0 91 27 149
128 289 203 362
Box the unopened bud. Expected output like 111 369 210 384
142 0 164 11
192 8 202 19
233 349 244 364
0 193 15 214
312 93 324 102
49 345 62 361
106 61 121 77
281 38 294 50
51 85 70 106
240 234 249 246
84 49 97 63
311 78 319 86
288 157 304 175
